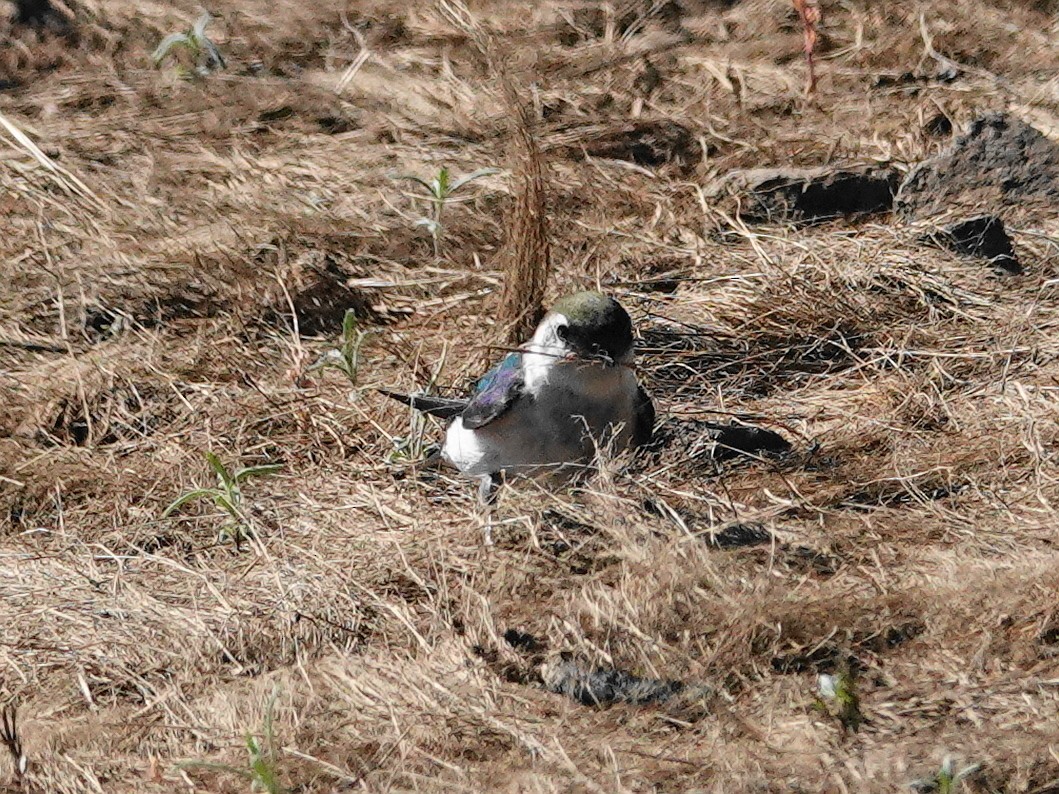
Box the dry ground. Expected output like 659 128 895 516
2 0 1059 791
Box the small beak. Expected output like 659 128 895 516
569 348 614 367
591 345 615 367
558 344 614 367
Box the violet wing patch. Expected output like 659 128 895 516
462 353 525 429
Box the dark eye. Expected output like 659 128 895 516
556 325 569 340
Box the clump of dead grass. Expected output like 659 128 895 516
438 0 552 347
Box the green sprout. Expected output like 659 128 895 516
910 757 983 793
386 396 433 465
386 358 446 465
152 12 226 78
179 687 285 793
814 668 862 733
392 166 500 257
162 452 282 549
308 309 373 388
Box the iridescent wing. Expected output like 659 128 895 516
461 352 526 429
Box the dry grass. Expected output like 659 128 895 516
2 0 1059 791
494 65 551 347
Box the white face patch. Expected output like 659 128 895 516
528 312 570 354
528 308 634 367
522 312 571 393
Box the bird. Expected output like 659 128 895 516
379 291 655 534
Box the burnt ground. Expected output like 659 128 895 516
2 1 1059 792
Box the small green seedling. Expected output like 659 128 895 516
163 452 282 549
152 12 226 78
386 432 435 465
815 669 862 733
910 757 983 793
308 309 373 388
392 166 499 256
386 352 448 465
179 687 285 793
386 388 437 464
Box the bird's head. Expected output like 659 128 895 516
529 291 635 368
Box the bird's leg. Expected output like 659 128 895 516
478 472 502 546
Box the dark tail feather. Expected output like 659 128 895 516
377 388 467 419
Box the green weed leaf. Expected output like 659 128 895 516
192 12 211 40
392 174 435 192
449 167 501 193
342 308 358 343
161 488 217 517
205 452 235 491
153 13 225 74
234 464 284 483
432 167 450 199
152 32 191 66
211 492 241 519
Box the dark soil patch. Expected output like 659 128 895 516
650 418 792 463
38 383 174 448
281 264 375 337
769 618 925 674
704 525 840 577
897 113 1059 221
714 166 898 224
641 319 865 399
707 522 774 549
923 214 1021 274
839 478 966 510
553 120 703 172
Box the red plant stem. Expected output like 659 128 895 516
792 0 821 95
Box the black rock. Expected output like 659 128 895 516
897 113 1059 221
13 0 53 24
503 629 543 653
923 112 953 138
707 522 775 549
651 418 793 464
926 215 1021 274
713 166 899 224
704 421 792 460
542 658 683 707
